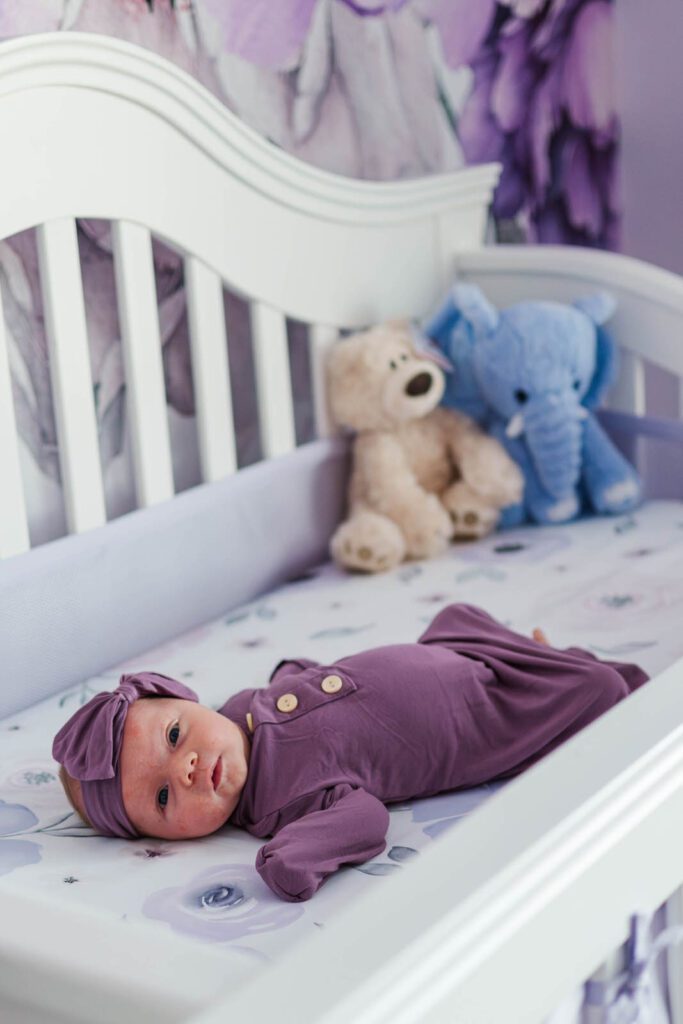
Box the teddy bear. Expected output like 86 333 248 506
327 321 524 573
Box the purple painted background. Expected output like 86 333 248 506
0 0 619 539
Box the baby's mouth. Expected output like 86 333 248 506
211 757 222 791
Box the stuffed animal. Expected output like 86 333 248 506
425 284 642 526
327 321 523 573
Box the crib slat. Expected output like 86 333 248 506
0 285 30 557
36 218 106 535
112 221 174 506
308 324 339 439
184 256 236 480
251 302 296 458
609 350 647 416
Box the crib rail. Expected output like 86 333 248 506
1 212 346 557
0 32 498 557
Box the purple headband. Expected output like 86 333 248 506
52 672 198 839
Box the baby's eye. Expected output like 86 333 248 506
400 354 408 362
169 723 180 747
514 389 529 404
389 360 397 370
158 786 169 809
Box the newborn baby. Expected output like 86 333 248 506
53 604 648 902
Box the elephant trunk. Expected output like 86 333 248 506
512 393 585 499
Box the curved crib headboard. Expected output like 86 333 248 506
0 32 499 559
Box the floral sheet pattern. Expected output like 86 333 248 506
3 501 683 988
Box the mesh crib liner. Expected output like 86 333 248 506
2 499 683 988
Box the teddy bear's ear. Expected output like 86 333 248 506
450 283 499 338
573 292 616 326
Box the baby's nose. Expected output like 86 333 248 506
179 751 199 786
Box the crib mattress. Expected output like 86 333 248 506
2 500 683 988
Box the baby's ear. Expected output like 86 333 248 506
451 283 499 337
573 292 616 326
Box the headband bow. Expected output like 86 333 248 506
52 672 198 838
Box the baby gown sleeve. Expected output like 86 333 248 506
255 784 390 902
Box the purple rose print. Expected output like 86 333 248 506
0 800 42 876
411 785 502 838
143 863 303 941
457 531 573 566
0 839 42 876
0 799 38 834
6 764 60 792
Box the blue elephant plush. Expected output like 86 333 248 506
424 283 642 526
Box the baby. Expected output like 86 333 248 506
53 603 648 902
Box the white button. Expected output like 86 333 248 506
321 674 343 694
246 712 254 733
276 693 298 713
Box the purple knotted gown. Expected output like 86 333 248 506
221 604 647 902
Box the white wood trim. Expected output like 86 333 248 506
308 324 338 440
0 34 499 228
0 284 29 557
111 220 174 506
0 887 228 1024
609 349 647 416
251 302 296 458
36 218 105 534
184 255 236 480
0 34 498 329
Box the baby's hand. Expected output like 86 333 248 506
532 628 550 646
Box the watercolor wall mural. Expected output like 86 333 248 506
0 1 618 539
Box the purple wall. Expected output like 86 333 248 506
617 0 683 275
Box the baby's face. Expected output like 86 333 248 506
120 698 249 840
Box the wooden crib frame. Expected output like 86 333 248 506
2 33 683 1024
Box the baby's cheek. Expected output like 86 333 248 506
175 800 222 839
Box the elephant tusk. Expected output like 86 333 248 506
505 413 525 438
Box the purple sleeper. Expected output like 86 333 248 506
221 603 647 901
53 603 648 902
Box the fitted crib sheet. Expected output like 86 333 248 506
3 500 683 990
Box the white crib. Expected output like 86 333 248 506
2 32 683 1024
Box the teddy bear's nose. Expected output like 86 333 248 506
405 372 433 397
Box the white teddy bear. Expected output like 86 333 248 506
327 322 523 573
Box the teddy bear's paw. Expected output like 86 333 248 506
401 495 452 559
441 481 500 540
330 512 406 573
459 442 524 508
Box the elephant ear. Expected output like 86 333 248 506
422 283 499 425
450 283 500 336
573 291 616 326
573 293 618 409
583 325 619 409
